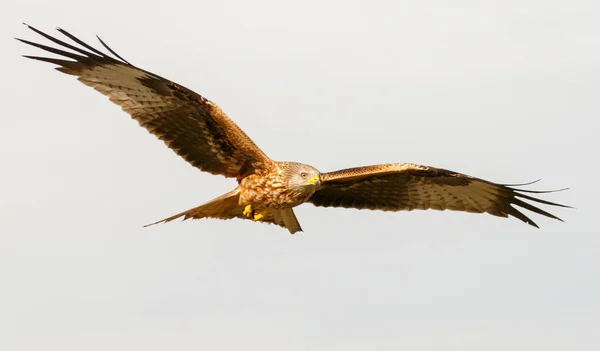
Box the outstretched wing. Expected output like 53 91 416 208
309 163 570 228
18 24 272 179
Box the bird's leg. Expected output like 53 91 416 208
243 204 253 218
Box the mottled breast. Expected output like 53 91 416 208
239 169 308 209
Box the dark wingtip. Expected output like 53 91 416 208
96 34 131 65
504 179 542 187
515 187 571 194
18 22 32 40
530 221 540 229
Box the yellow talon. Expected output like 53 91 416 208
243 205 253 217
253 213 264 221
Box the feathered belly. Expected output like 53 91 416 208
239 174 307 209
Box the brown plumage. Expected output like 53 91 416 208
310 163 567 228
18 25 570 234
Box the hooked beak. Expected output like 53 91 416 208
307 175 320 186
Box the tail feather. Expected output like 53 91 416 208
280 208 303 234
144 188 241 227
144 188 303 234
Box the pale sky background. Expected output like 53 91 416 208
1 0 598 350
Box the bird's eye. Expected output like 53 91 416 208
300 172 308 179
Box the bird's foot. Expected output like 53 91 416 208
253 209 268 221
243 204 253 218
243 204 267 221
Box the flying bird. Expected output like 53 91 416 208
18 24 569 234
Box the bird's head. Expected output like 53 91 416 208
283 162 321 193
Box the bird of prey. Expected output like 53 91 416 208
18 24 569 234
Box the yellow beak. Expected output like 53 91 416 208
307 175 320 185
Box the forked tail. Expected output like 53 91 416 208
145 188 303 234
144 188 243 226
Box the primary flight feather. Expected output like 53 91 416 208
18 24 570 234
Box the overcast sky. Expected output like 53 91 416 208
1 1 598 350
